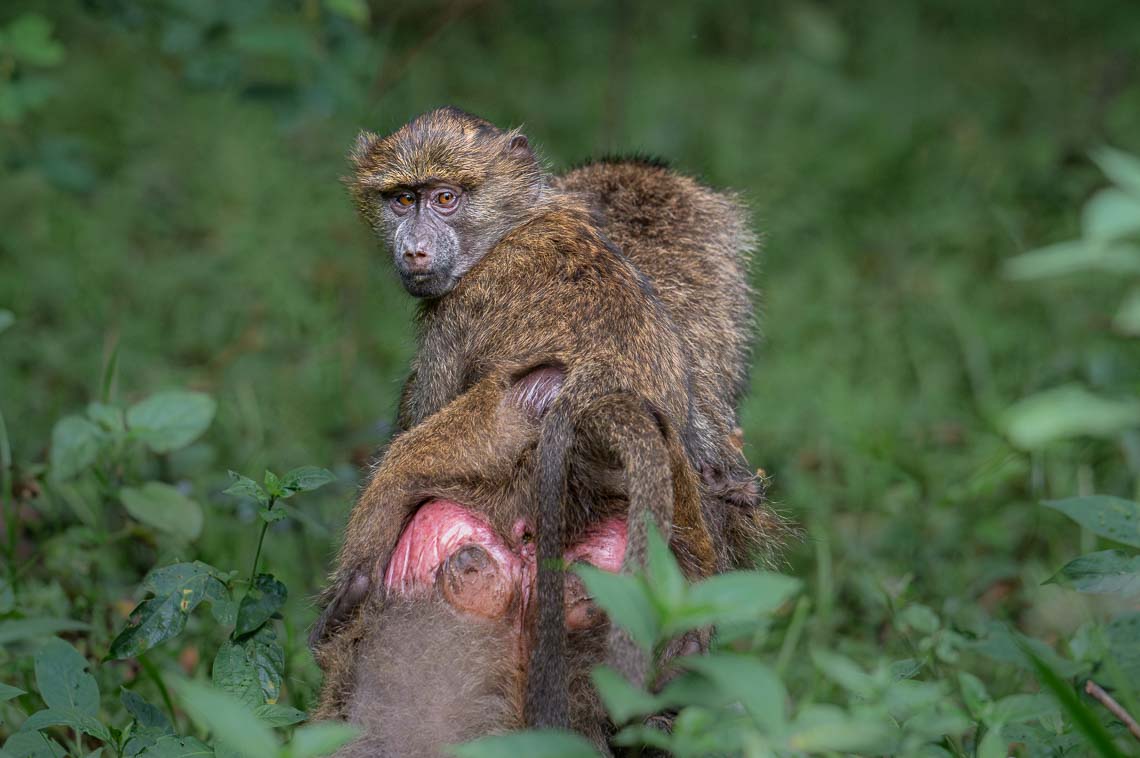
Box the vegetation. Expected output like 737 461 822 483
1 1 1139 755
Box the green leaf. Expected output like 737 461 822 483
108 562 230 659
811 649 877 698
958 672 991 719
279 466 335 496
86 403 125 433
1093 146 1140 198
1043 496 1140 548
575 566 659 651
121 482 204 541
212 641 263 708
253 703 306 727
121 688 173 732
235 574 287 637
2 15 65 67
784 704 896 753
0 683 25 702
1113 288 1140 336
223 472 269 507
0 310 14 335
1081 188 1140 241
590 666 661 724
3 730 66 757
239 625 285 705
644 522 685 611
35 638 98 715
127 391 216 454
989 693 1059 724
49 415 103 480
134 735 213 757
977 725 1007 758
448 729 600 758
1046 550 1140 594
258 508 287 524
1018 641 1127 758
896 603 940 635
171 678 278 758
285 721 359 758
1004 239 1140 280
1003 385 1140 449
323 0 370 25
0 618 89 646
666 571 800 635
680 654 787 733
19 709 111 742
263 470 283 498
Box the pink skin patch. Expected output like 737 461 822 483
383 499 627 629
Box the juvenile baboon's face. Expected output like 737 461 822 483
348 107 546 299
377 182 472 298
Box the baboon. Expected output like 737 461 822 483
314 368 717 754
321 108 790 728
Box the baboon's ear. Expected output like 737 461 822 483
349 130 380 166
506 132 531 158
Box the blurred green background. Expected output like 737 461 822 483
2 0 1140 722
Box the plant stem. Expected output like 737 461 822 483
0 405 16 584
248 495 276 584
139 653 179 730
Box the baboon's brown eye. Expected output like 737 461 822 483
435 190 456 206
394 192 415 208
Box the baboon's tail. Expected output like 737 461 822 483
525 392 675 728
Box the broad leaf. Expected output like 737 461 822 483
0 683 25 702
19 709 111 742
35 638 98 715
1093 146 1140 197
235 574 287 637
666 571 799 635
108 562 230 659
590 666 661 724
1004 239 1140 280
681 654 787 733
127 391 216 454
1004 385 1140 449
223 472 269 507
239 625 284 704
121 688 173 732
644 523 685 611
212 642 263 708
1044 496 1140 548
449 730 600 758
784 704 895 753
49 416 103 480
575 566 658 651
120 482 204 540
85 403 124 433
3 730 67 757
253 703 306 727
1046 550 1140 594
134 735 213 757
279 466 335 496
285 722 359 758
0 618 89 646
1081 188 1140 241
171 679 278 758
1113 288 1140 336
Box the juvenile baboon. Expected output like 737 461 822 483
345 107 729 726
327 108 789 727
